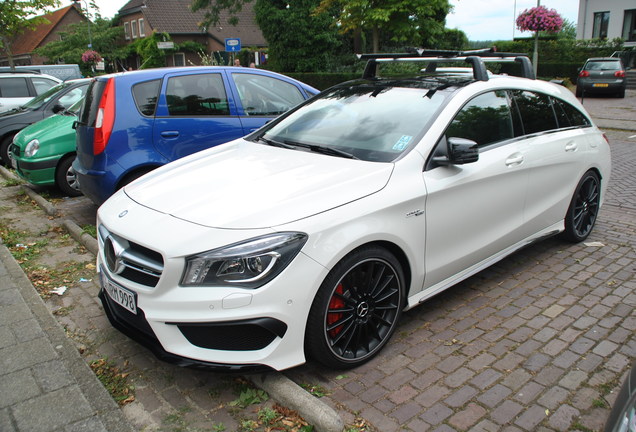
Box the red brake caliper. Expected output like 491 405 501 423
327 284 345 338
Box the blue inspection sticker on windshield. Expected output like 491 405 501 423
393 135 413 151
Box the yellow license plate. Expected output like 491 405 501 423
593 83 609 88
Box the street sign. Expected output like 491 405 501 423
157 41 174 49
225 38 241 52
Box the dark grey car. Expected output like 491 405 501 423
576 57 627 98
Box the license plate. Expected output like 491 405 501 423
101 271 137 314
593 83 609 87
10 157 17 170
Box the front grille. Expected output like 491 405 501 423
99 225 164 287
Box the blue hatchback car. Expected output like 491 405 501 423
73 67 318 205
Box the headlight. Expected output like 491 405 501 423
24 139 40 157
181 232 308 288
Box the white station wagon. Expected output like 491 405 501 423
96 50 611 371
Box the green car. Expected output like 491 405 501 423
11 99 82 196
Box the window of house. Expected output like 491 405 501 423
124 22 131 40
623 9 636 42
445 91 514 148
165 73 229 116
592 11 610 39
131 20 138 38
173 53 185 67
138 18 145 37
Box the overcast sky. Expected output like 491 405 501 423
65 0 581 42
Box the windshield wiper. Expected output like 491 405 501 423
257 136 295 149
284 140 358 159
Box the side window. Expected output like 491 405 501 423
445 90 514 148
32 78 58 95
57 85 88 108
133 79 160 116
552 99 591 127
0 78 30 97
232 73 305 116
166 74 229 116
511 91 558 135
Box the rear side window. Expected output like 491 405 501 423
232 73 305 116
80 79 108 127
445 90 514 148
551 98 591 128
32 78 58 95
166 73 229 116
511 91 558 135
0 77 30 97
132 79 160 116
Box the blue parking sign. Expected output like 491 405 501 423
225 38 241 52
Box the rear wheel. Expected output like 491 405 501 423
55 155 82 197
117 167 155 190
561 171 600 243
305 246 404 369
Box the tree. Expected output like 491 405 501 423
0 0 60 68
315 0 451 52
35 18 125 75
191 0 251 28
254 0 345 72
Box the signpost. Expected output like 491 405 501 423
225 38 241 52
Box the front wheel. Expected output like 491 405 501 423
561 171 600 243
0 134 15 166
305 246 405 369
55 155 82 197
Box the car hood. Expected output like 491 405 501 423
14 113 75 148
124 139 394 229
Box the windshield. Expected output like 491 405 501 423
258 82 448 162
21 82 69 110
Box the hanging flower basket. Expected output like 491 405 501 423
516 5 563 33
82 50 102 63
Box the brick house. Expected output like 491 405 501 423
0 4 87 66
117 0 266 69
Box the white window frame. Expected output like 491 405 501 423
138 18 145 37
124 22 131 40
131 20 138 39
173 53 186 67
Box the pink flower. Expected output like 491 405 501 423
516 6 563 33
82 50 102 63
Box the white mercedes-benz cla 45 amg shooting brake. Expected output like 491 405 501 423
94 51 611 371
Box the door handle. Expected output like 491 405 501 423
505 154 524 166
565 142 578 152
160 131 180 138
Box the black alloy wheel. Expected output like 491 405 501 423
306 246 404 369
55 155 82 197
562 170 600 242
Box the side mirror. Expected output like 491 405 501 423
448 137 479 165
51 103 65 114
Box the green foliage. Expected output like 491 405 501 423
255 0 347 72
129 33 206 69
230 387 269 408
191 0 252 28
0 0 60 66
34 18 125 75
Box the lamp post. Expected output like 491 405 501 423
73 0 92 48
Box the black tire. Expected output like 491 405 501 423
55 155 82 197
0 134 15 167
117 167 155 190
617 89 625 98
561 171 600 243
305 245 405 369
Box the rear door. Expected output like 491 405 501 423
153 70 244 161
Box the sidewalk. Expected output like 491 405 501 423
0 243 134 432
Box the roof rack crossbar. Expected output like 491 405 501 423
464 56 489 82
515 56 536 79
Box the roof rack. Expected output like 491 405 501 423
358 48 535 81
0 67 42 75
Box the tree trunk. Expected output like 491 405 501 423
0 35 15 69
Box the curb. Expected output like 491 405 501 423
1 164 345 432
